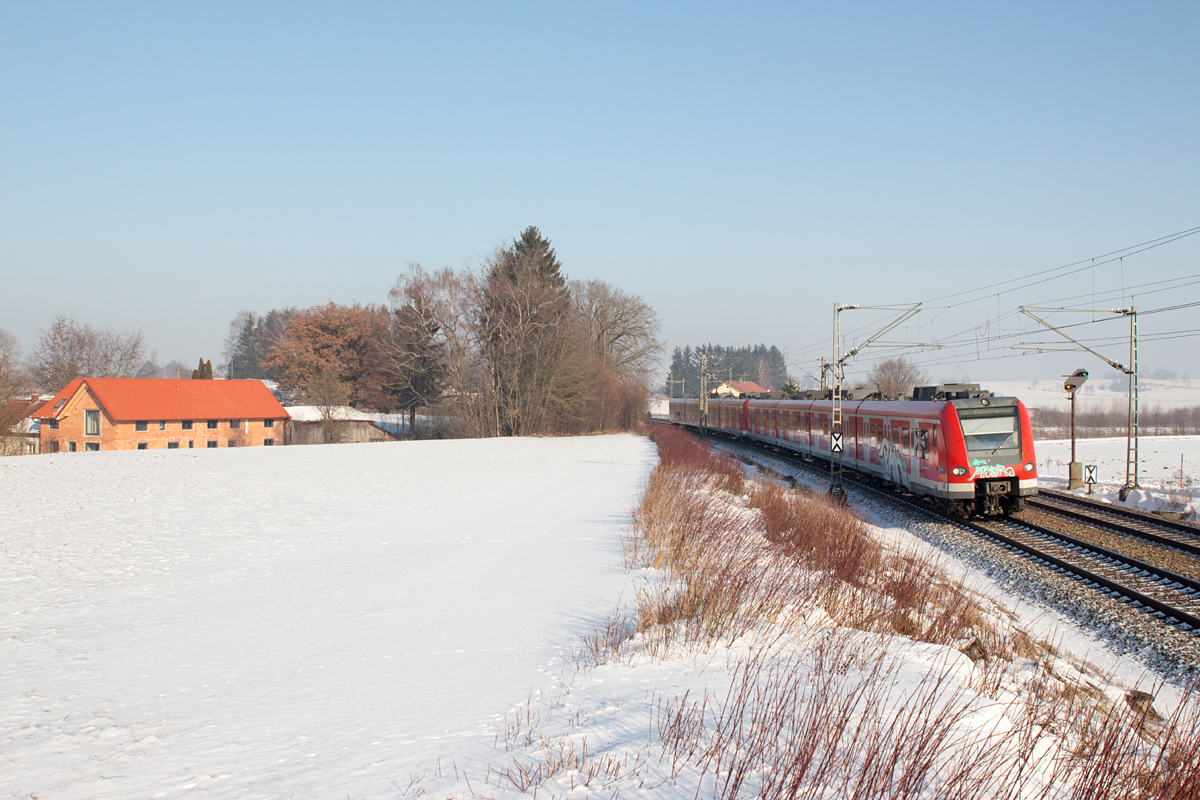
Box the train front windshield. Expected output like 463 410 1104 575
959 409 1019 452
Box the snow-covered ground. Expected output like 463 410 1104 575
1033 434 1198 520
0 437 656 799
3 433 1195 799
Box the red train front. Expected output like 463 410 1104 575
668 385 1037 517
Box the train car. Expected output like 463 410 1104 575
668 387 1037 517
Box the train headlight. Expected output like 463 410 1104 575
951 466 967 477
1024 462 1035 473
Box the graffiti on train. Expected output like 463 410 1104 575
879 440 911 490
970 462 1017 480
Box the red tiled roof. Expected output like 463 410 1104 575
725 380 767 394
34 379 290 422
5 396 47 421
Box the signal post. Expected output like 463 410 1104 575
1065 368 1088 489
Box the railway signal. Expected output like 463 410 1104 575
1084 464 1097 494
1064 368 1088 489
1020 306 1141 500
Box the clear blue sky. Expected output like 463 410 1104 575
3 2 1198 387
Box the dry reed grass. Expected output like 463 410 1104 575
460 426 1200 798
624 425 1200 799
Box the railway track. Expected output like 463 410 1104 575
1034 490 1200 537
659 422 1200 637
964 514 1200 633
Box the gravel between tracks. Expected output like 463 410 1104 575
1015 508 1200 582
713 440 1200 678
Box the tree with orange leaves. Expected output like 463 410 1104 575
261 302 389 408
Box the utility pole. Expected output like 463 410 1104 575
699 354 709 430
829 304 853 501
1124 307 1140 500
827 303 924 500
1019 306 1141 499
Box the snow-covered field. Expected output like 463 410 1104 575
0 437 656 799
3 433 1195 798
989 377 1200 412
1034 434 1198 520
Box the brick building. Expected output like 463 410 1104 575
34 378 291 453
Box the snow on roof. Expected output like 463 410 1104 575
282 405 379 422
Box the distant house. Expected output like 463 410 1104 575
713 380 767 398
2 395 50 456
282 406 400 445
34 378 290 453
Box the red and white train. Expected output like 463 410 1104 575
668 386 1038 516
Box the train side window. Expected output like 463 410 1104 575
919 429 930 460
901 427 911 456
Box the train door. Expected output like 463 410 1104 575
885 420 912 487
918 422 939 483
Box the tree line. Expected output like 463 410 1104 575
1032 402 1200 438
668 344 790 397
1 227 662 442
225 227 662 437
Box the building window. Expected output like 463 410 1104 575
182 420 194 430
263 419 275 428
188 441 194 448
137 443 148 450
159 421 166 430
68 441 76 452
207 420 218 429
229 419 241 428
227 438 238 447
85 442 99 451
135 421 148 432
85 410 100 436
47 440 60 454
167 441 179 449
263 438 275 446
48 419 58 430
206 440 218 448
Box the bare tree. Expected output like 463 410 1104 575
570 279 662 384
29 316 145 391
478 241 592 437
866 356 928 400
377 264 452 438
305 369 350 444
1 329 32 454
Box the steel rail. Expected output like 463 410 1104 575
1025 497 1200 556
1040 488 1200 535
959 516 1200 632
